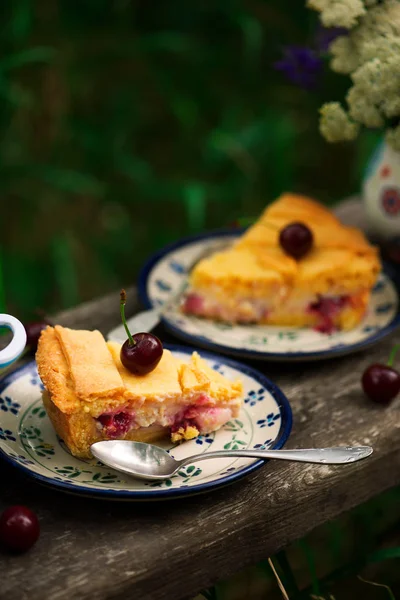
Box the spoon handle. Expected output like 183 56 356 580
177 446 373 467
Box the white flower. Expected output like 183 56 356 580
351 58 400 118
308 0 400 149
307 0 365 29
319 102 359 141
347 87 384 128
330 36 360 74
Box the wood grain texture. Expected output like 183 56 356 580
1 201 400 600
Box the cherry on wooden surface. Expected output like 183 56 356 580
362 345 400 405
0 506 40 552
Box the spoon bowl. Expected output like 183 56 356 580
92 441 178 480
91 441 373 481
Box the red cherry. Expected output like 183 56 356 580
97 412 133 438
362 363 400 405
24 321 48 351
119 289 163 375
279 222 313 259
0 506 40 552
120 333 163 375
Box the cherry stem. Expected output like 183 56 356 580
120 289 135 346
387 344 400 367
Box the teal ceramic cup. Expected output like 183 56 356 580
0 314 27 368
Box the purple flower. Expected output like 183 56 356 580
274 46 322 90
315 25 348 53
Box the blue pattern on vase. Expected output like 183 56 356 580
0 427 16 441
0 396 21 415
257 413 280 428
245 388 265 407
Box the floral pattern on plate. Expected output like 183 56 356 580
0 347 292 500
139 231 400 361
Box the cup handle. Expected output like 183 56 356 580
0 314 27 368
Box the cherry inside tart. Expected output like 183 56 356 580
182 193 381 333
36 326 243 458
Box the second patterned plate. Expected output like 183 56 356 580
138 230 400 361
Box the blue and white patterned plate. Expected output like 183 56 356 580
0 346 292 500
138 230 400 361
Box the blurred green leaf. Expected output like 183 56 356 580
34 166 105 196
0 77 33 106
114 152 153 183
184 184 206 232
152 70 200 129
3 251 53 318
274 552 300 596
299 540 321 596
0 47 55 71
0 0 370 325
51 234 79 309
10 0 32 42
368 547 400 563
138 33 202 55
237 15 263 66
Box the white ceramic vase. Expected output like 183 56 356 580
362 142 400 243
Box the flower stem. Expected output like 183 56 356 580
120 289 135 346
387 344 400 367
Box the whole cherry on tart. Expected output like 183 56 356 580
279 222 313 259
362 345 400 405
0 505 40 552
119 289 163 375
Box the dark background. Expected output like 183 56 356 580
1 0 381 320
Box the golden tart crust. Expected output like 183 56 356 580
36 326 242 458
184 193 381 329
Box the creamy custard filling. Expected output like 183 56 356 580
183 289 367 332
37 326 243 458
95 393 236 440
182 292 269 322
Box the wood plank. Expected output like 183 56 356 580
1 201 400 600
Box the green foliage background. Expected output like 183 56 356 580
2 4 400 597
1 0 381 320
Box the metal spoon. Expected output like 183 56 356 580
90 441 373 481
